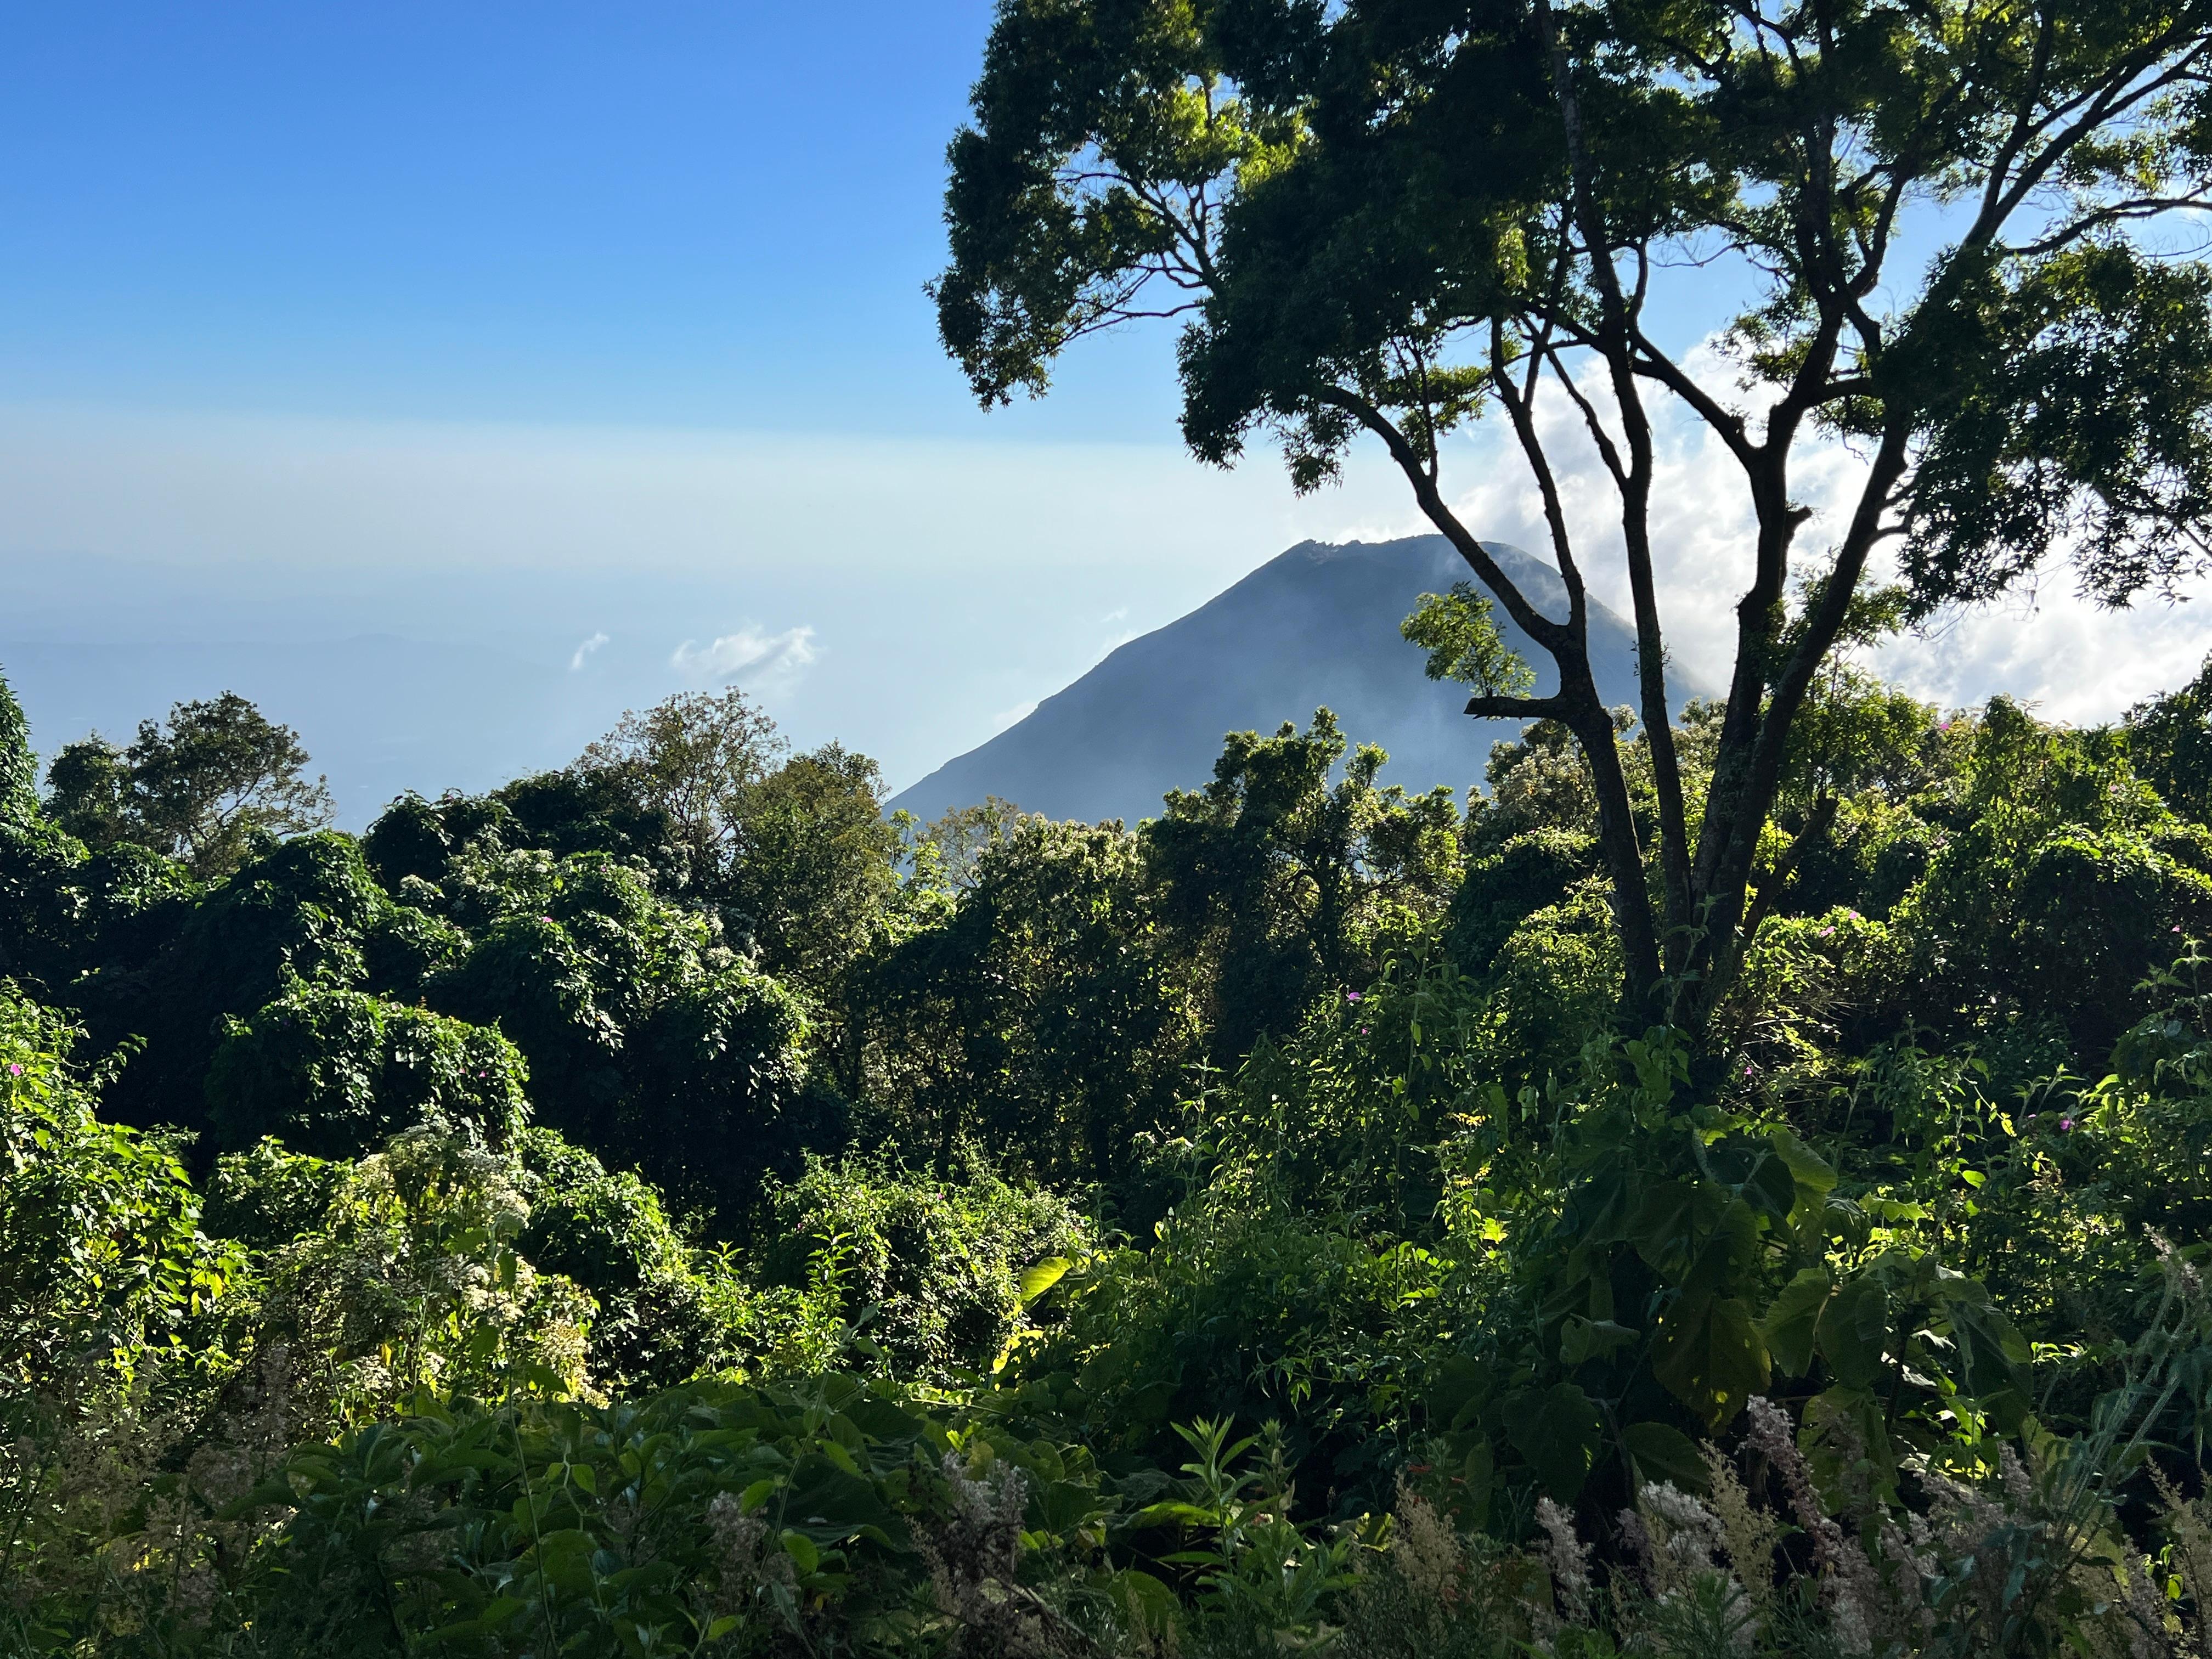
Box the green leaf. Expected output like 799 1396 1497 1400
1760 1267 1833 1378
1426 1355 1492 1431
781 1457 899 1542
780 1531 821 1576
1131 1500 1218 1528
1620 1421 1709 1495
1017 1256 1073 1304
1814 1273 1891 1391
1454 1436 1495 1528
1745 1150 1799 1226
1626 1180 1719 1283
1558 1315 1638 1368
1768 1127 1838 1201
1502 1382 1605 1502
1651 1294 1770 1429
1109 1568 1182 1641
1033 1477 1106 1536
568 1462 596 1495
1940 1291 2031 1402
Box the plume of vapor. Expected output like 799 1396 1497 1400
669 623 817 688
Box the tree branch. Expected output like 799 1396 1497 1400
1465 693 1570 719
1311 381 1573 654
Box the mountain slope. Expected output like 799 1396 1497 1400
890 534 1699 827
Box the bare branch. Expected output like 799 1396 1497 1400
1466 693 1570 719
1311 380 1573 653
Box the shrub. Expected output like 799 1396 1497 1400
765 1151 1090 1383
515 1127 751 1390
206 985 529 1159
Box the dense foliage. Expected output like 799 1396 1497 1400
4 652 2212 1656
936 0 2212 1037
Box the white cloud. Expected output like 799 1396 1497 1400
568 630 610 670
2 395 2199 800
1427 344 2210 724
669 624 817 689
1866 583 2212 725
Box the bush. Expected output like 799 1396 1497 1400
765 1151 1090 1383
205 985 529 1159
90 831 387 1131
515 1127 752 1390
361 900 468 1000
0 987 236 1400
202 1136 345 1251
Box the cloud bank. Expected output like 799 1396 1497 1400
669 624 817 690
1428 351 2212 727
0 397 2203 819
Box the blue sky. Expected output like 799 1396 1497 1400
0 2 1178 436
0 2 1269 820
1 5 2198 824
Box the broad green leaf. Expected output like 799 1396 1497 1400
1745 1150 1798 1226
1620 1421 1709 1495
1651 1294 1770 1428
1110 1568 1182 1640
1017 1256 1073 1304
1426 1354 1491 1430
1769 1128 1838 1200
1502 1381 1604 1501
1454 1436 1495 1527
1814 1273 1891 1391
780 1531 821 1576
1760 1267 1833 1378
1625 1180 1710 1282
1942 1293 2031 1404
1558 1315 1638 1368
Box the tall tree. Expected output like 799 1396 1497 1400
936 0 2212 1029
1144 709 1462 1060
0 667 36 825
574 687 788 872
43 737 132 848
724 743 903 989
50 693 334 879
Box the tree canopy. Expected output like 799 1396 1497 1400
4 657 2212 1652
47 692 334 881
938 0 2212 1029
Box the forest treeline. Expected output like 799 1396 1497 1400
4 644 2212 1656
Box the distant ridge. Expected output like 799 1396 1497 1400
890 534 1701 827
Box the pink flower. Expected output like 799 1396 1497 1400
2059 1116 2075 1132
1345 991 1362 1002
5 1063 20 1076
